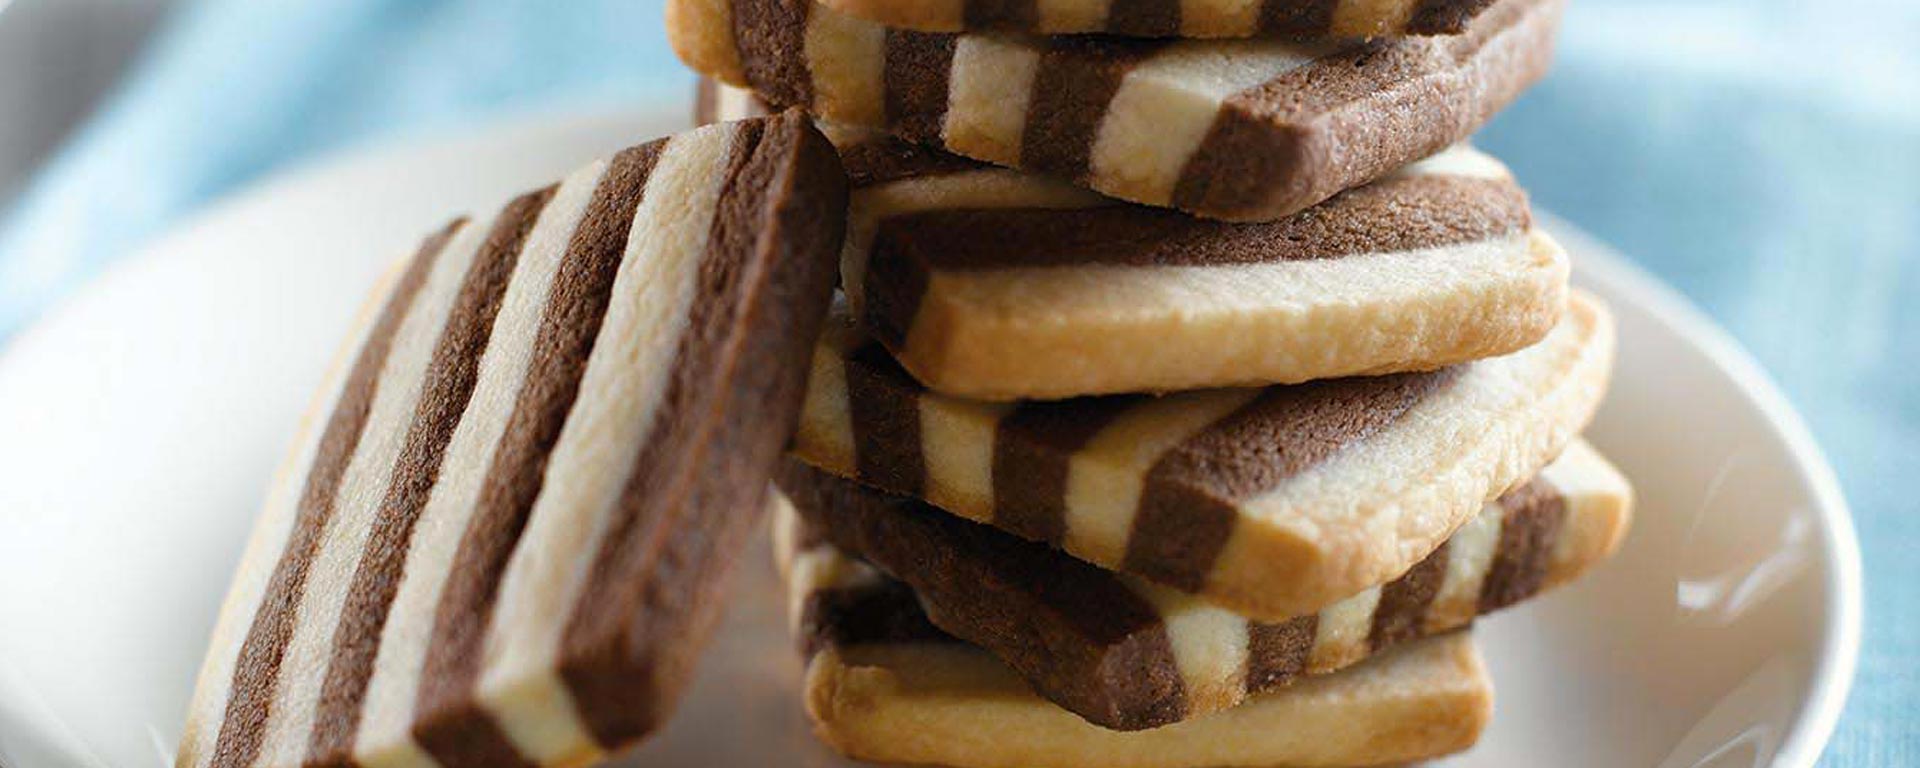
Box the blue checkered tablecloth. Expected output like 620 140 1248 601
0 1 1913 763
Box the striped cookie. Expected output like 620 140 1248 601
814 0 1499 37
670 0 1562 221
776 440 1628 729
772 509 1493 767
794 290 1613 622
177 113 848 768
698 78 1568 399
699 80 1568 400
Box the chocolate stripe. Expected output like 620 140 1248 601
1479 479 1568 612
1174 0 1549 219
1104 0 1182 35
867 175 1528 272
882 31 957 140
410 143 665 763
1125 370 1461 592
801 583 952 656
208 220 459 768
838 134 986 188
554 115 845 746
1244 616 1317 693
1019 39 1165 180
859 230 932 354
301 189 555 767
1409 0 1499 33
961 0 1037 30
1369 541 1452 650
731 0 814 108
990 398 1141 545
846 342 928 497
1256 0 1337 36
779 461 1187 730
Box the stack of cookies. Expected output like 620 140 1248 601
677 0 1633 764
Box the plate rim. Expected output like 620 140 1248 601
0 108 1864 768
1550 211 1863 768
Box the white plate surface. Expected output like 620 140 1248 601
0 105 1860 768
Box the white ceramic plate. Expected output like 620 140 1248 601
0 105 1860 768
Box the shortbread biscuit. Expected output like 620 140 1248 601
794 291 1613 621
772 509 1494 768
698 80 1568 400
776 439 1627 729
670 0 1561 221
816 0 1498 37
178 113 848 768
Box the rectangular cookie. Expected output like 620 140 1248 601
670 0 1562 221
794 290 1613 623
773 509 1494 768
814 0 1499 37
177 113 848 768
699 78 1568 400
776 439 1628 729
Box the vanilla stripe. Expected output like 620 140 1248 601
796 319 861 475
1089 41 1322 205
1540 439 1631 583
206 223 454 768
1061 390 1260 565
179 265 402 768
1307 585 1382 671
1135 581 1250 713
348 161 606 768
942 36 1039 166
1391 145 1513 181
475 129 733 762
803 7 886 127
254 214 490 766
1426 500 1503 634
920 398 1011 517
713 82 763 124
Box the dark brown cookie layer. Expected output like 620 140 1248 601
777 461 1578 730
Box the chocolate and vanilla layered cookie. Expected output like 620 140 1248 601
699 80 1568 400
815 0 1499 37
670 0 1562 221
776 440 1629 729
795 291 1613 621
178 113 848 768
772 508 1494 768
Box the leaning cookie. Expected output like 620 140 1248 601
772 509 1494 768
814 0 1499 38
775 439 1629 730
698 80 1568 400
177 113 847 768
670 0 1562 221
795 291 1613 622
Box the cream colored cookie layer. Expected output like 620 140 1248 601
794 291 1615 622
773 509 1494 768
700 81 1567 400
